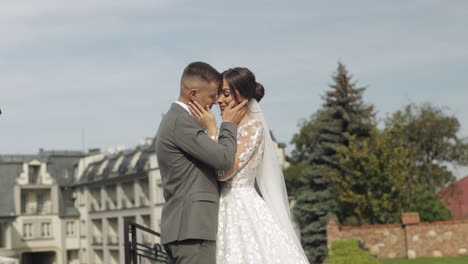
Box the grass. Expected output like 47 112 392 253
329 240 380 264
382 256 468 264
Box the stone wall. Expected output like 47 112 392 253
327 217 468 260
405 220 468 259
327 218 406 259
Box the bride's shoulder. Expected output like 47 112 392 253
250 119 263 127
240 119 262 128
238 119 264 140
239 119 264 135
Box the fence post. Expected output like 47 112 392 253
131 223 138 264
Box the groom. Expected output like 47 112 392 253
155 62 246 264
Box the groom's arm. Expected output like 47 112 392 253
174 115 237 171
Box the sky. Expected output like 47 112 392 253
1 0 468 176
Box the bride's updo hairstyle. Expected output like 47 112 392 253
222 67 265 103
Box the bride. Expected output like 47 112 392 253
189 67 309 263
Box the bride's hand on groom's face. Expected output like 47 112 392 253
189 101 217 137
222 100 248 125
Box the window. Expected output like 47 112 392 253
0 223 5 247
90 188 101 211
21 192 27 214
37 193 44 213
78 189 85 206
41 222 51 238
28 165 40 184
23 223 33 238
66 221 75 237
67 250 79 264
80 220 86 237
122 182 135 208
80 249 88 264
156 180 164 203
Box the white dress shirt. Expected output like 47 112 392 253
175 101 191 115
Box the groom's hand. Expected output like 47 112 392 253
189 101 218 137
222 100 248 125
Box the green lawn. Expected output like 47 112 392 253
382 256 468 264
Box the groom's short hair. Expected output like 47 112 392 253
180 62 222 91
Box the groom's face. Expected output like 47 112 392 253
192 80 219 109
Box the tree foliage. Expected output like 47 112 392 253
385 103 468 189
330 130 412 224
288 64 467 263
292 63 374 263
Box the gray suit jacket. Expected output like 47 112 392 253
155 103 237 244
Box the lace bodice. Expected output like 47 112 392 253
217 119 310 264
224 119 264 188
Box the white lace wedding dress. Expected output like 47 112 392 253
216 119 309 264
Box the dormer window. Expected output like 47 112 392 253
28 165 40 184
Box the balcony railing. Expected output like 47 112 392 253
124 220 171 264
23 204 52 215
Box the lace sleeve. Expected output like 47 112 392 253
218 119 264 182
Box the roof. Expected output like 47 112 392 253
76 142 156 185
0 162 22 217
439 175 468 219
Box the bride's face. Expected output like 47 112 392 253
217 79 245 113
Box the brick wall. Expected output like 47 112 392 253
327 217 468 260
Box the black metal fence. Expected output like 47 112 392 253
124 220 171 264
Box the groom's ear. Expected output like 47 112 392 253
189 89 197 103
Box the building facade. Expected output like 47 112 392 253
73 139 164 264
0 150 84 264
0 134 290 264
